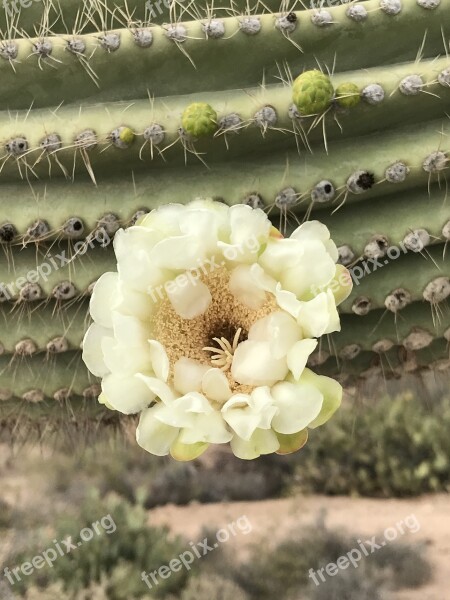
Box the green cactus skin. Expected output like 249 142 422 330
341 244 450 313
0 301 88 355
315 338 450 386
0 57 448 182
0 1 449 110
316 185 450 258
292 70 335 115
0 351 98 402
327 302 450 355
0 115 448 210
0 0 449 423
0 0 290 36
0 243 115 301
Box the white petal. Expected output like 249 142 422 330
82 323 113 378
202 368 232 403
287 339 318 380
290 221 339 263
229 204 271 246
173 392 214 416
258 239 304 278
89 272 119 328
139 203 185 236
103 314 152 374
178 412 232 445
297 292 338 338
173 358 210 395
149 340 170 381
218 205 270 264
136 374 176 404
152 392 212 429
222 393 252 411
229 265 268 310
222 389 277 440
102 373 155 414
271 381 323 434
222 405 263 440
249 263 277 294
102 339 150 376
323 289 341 334
280 241 336 299
274 285 302 319
137 405 179 456
114 228 171 294
151 235 206 271
250 386 278 429
324 239 339 262
248 311 302 359
230 429 280 460
115 281 155 322
166 278 212 319
231 340 289 386
157 392 232 444
299 368 342 428
111 312 152 348
180 207 226 255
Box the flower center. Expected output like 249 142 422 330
151 265 277 393
203 327 242 371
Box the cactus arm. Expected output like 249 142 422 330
0 0 449 109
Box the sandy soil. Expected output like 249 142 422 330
149 494 450 600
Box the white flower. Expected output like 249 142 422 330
82 200 351 460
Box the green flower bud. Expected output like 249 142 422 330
182 102 218 137
335 82 361 109
292 69 334 115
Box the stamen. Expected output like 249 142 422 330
203 327 242 372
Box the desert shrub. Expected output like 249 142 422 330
22 578 156 600
0 499 14 529
7 490 187 599
144 452 288 508
233 522 431 600
370 539 432 589
292 392 450 497
234 524 355 600
44 392 450 504
304 567 386 600
44 441 289 509
180 574 249 600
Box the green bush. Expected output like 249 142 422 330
0 499 14 529
7 490 187 600
370 539 433 589
292 392 450 497
304 568 386 600
46 392 450 502
144 452 288 508
233 522 431 600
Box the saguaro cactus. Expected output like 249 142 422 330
0 0 449 437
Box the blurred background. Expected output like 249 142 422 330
1 373 449 600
